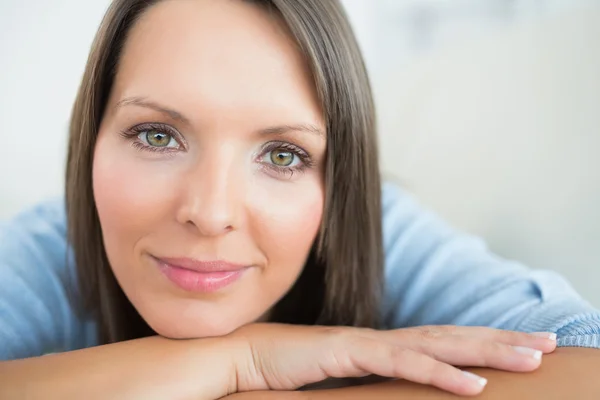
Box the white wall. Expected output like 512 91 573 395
0 0 111 216
1 1 598 306
370 3 600 306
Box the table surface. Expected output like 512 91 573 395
224 347 600 400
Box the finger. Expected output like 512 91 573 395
331 336 488 396
377 326 556 354
476 328 556 353
442 326 557 354
411 334 544 372
368 327 546 372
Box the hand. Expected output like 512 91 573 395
227 323 556 396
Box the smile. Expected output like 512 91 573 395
152 256 250 293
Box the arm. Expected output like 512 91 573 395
0 336 237 400
379 183 600 347
222 347 600 400
0 199 96 360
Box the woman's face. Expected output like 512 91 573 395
93 0 326 339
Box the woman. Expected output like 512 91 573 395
0 0 598 398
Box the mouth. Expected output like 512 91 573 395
152 256 250 293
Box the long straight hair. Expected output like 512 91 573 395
66 0 383 344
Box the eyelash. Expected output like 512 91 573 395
119 123 314 178
119 122 183 154
259 141 314 178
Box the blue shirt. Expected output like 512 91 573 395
1 183 599 360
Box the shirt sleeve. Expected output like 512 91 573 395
0 199 97 361
380 182 600 348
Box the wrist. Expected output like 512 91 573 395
131 335 240 400
223 324 270 393
169 335 241 400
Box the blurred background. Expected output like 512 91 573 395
0 1 598 305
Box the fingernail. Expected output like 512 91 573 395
513 346 543 360
462 371 488 387
531 332 557 341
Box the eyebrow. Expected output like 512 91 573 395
259 123 325 137
115 96 324 137
115 96 191 125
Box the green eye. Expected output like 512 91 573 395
145 130 172 147
270 149 294 166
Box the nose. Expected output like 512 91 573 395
175 161 241 237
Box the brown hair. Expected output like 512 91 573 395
66 0 383 344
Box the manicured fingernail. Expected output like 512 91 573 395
531 332 557 341
513 346 543 360
462 371 488 387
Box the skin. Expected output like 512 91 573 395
93 0 327 339
223 348 600 400
0 1 575 399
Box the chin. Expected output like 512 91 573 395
156 324 241 340
142 309 250 339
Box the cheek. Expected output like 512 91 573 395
92 135 177 262
247 178 324 278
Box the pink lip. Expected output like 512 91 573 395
153 257 249 293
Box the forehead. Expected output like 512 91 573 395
109 0 322 123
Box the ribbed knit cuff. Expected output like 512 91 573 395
515 299 600 348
